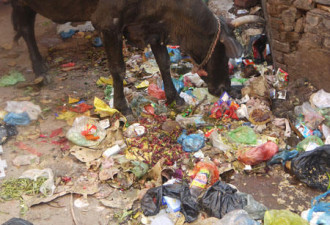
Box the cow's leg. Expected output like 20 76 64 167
11 1 48 78
102 30 132 116
150 43 184 106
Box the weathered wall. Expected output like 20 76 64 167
262 0 330 91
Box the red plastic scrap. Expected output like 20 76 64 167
81 124 100 141
61 62 75 68
238 141 279 165
148 83 166 100
15 142 42 157
69 102 93 113
50 128 63 138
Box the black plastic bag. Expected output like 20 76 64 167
2 218 33 225
200 181 243 219
0 123 18 145
141 183 199 222
291 145 330 191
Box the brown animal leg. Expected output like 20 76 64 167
11 1 48 78
102 30 132 116
150 43 184 106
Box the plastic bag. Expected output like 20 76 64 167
301 190 330 225
217 209 260 225
267 150 299 166
201 181 244 219
175 115 205 128
0 123 17 145
192 88 219 103
141 183 199 222
296 135 324 151
148 83 166 100
264 210 308 225
183 72 205 87
177 130 205 152
291 145 330 191
171 78 184 94
167 46 182 63
238 192 267 220
0 71 25 87
228 126 257 145
190 161 220 198
4 112 31 125
238 141 278 165
19 168 55 196
2 218 34 225
210 129 232 152
310 89 330 109
5 101 41 120
295 102 324 130
66 116 106 147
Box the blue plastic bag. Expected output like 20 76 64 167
177 130 205 152
60 29 76 39
267 150 299 166
167 47 182 63
307 190 330 225
93 37 103 47
4 112 31 125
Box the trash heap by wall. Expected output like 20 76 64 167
262 0 330 91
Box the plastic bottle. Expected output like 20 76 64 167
190 168 210 198
189 161 219 199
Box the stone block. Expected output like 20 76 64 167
293 0 315 10
271 29 281 40
298 33 323 48
281 7 297 26
267 3 290 17
306 13 322 26
272 40 291 53
234 0 259 8
324 38 330 48
294 18 304 33
282 24 294 31
315 0 330 6
283 53 296 66
274 62 287 71
268 0 294 5
280 32 301 42
272 50 284 63
269 17 284 30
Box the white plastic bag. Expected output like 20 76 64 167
19 168 55 196
66 116 106 147
5 101 41 120
310 89 330 109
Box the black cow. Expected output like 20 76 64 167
11 0 257 116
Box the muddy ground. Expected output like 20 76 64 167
0 1 323 225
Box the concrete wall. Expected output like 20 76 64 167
262 0 330 91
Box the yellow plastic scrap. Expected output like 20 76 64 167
96 77 127 86
0 110 8 120
94 97 120 116
135 80 149 89
264 210 309 225
68 96 80 104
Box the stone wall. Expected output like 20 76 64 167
261 0 330 91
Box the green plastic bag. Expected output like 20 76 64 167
296 135 324 151
264 210 309 225
0 71 25 87
228 126 257 145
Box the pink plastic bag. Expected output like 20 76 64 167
238 141 279 165
148 83 166 100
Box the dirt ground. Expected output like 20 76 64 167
0 1 323 225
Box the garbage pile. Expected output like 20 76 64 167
1 7 330 225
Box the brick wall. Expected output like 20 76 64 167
261 0 330 91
